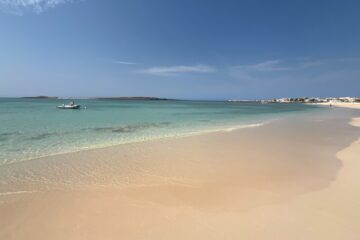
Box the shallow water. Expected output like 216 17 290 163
0 98 319 164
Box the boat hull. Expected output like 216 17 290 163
57 105 80 109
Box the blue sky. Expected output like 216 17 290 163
0 0 359 99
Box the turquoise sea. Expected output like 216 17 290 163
0 98 319 165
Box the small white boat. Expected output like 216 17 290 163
57 101 81 109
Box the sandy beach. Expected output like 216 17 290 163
0 108 359 240
1 0 359 238
313 102 360 109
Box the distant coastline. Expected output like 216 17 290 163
95 97 172 101
22 96 58 99
17 96 360 104
21 96 173 101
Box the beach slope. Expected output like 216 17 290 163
0 109 359 240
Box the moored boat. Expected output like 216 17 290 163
57 101 81 109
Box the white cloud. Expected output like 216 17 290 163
229 59 290 82
229 57 360 87
113 61 139 65
239 60 290 72
0 0 75 15
142 65 216 76
239 57 360 72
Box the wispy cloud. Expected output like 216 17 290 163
237 60 290 72
299 57 360 68
113 61 139 65
231 57 360 75
229 59 288 82
142 65 216 76
229 57 360 87
0 0 75 15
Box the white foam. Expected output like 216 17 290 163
0 190 39 196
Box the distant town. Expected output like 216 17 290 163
228 97 360 103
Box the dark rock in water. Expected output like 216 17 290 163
111 126 138 133
0 132 19 141
0 136 8 142
0 132 18 137
92 127 114 132
89 122 172 134
28 133 54 140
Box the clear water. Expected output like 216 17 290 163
0 98 319 165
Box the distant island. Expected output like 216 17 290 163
21 96 172 101
22 96 58 99
95 97 172 101
20 96 360 103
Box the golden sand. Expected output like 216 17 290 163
350 117 360 127
314 102 360 109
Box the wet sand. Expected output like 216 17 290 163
0 108 359 240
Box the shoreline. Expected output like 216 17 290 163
0 99 322 166
0 109 359 239
310 102 360 109
1 121 268 167
0 104 323 167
